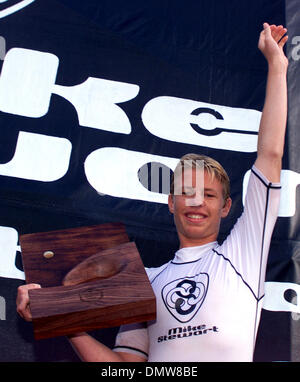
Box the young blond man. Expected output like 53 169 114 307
17 23 288 362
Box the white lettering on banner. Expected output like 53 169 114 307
0 47 261 151
0 0 36 19
0 226 24 280
85 148 300 211
0 296 5 320
263 282 300 314
0 35 5 60
243 169 300 217
0 47 298 215
53 78 139 133
0 48 140 132
0 48 59 117
291 36 300 61
291 296 300 321
0 131 72 181
85 147 179 203
141 96 261 152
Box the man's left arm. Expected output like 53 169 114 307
255 23 288 183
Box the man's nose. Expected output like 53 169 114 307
185 191 205 207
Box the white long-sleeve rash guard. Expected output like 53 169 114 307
113 165 281 362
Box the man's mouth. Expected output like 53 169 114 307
185 213 207 222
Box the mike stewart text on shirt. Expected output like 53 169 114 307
157 324 218 343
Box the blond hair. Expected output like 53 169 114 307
170 153 230 200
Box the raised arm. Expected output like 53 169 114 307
255 23 288 182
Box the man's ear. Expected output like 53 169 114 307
221 197 232 218
168 194 174 214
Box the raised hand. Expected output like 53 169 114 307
258 22 288 68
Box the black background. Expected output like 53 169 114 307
0 0 299 362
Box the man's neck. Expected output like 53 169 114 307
179 236 217 249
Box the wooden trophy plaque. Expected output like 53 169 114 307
19 223 156 340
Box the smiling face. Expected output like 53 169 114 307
168 168 232 249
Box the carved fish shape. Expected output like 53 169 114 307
62 252 125 286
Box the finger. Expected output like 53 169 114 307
277 27 288 41
263 22 272 38
279 35 288 49
16 283 41 321
259 23 269 43
271 26 283 41
16 286 29 308
16 283 41 301
16 297 30 320
272 26 286 42
28 283 41 289
16 297 32 321
17 305 32 321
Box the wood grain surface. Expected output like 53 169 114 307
20 223 129 287
19 224 156 340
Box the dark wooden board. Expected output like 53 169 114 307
19 224 156 340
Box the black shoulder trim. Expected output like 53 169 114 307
251 168 281 189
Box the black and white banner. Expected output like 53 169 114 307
0 0 299 361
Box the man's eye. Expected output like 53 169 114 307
182 189 195 196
